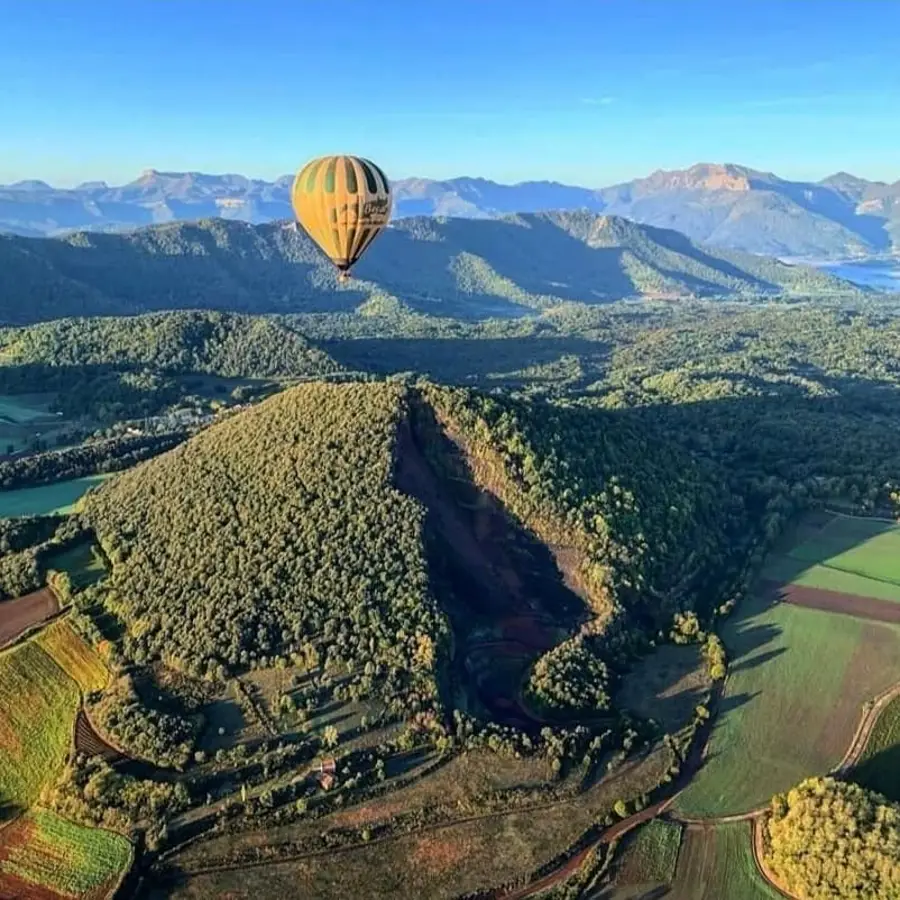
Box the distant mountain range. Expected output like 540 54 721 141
1 163 898 259
0 212 856 326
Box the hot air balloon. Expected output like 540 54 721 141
291 155 392 280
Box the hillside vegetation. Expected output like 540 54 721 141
0 213 855 325
82 383 448 712
0 310 339 378
765 777 900 899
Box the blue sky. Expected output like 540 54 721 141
1 0 898 187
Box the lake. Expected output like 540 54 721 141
817 260 900 292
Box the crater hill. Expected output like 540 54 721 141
0 212 855 325
77 381 748 728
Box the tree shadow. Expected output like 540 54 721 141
326 335 609 389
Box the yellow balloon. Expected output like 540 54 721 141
291 155 392 279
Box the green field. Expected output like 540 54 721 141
0 474 113 518
613 819 682 888
0 640 81 813
0 395 55 424
763 514 900 602
762 557 900 603
676 590 900 817
851 695 900 801
0 808 132 897
45 540 108 590
668 824 781 900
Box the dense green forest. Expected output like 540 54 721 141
0 214 858 325
765 777 900 899
0 311 339 378
80 383 448 714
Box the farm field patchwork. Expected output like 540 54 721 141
0 640 80 813
0 475 113 519
35 620 110 694
0 808 132 899
851 694 900 801
675 589 900 817
762 513 900 606
677 512 900 818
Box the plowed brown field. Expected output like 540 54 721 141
0 589 59 648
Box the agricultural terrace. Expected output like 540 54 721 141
0 620 107 814
851 694 900 801
0 474 112 519
0 809 132 899
0 640 80 813
677 512 900 818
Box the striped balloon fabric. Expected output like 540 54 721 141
291 155 392 277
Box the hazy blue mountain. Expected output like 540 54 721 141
2 163 897 258
0 212 857 326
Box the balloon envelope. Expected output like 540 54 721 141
291 155 392 276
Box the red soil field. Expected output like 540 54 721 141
0 589 59 649
0 820 65 900
0 871 66 900
762 580 900 624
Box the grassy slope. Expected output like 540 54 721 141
616 819 682 884
0 474 112 518
676 590 900 817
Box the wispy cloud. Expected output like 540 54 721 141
581 96 615 106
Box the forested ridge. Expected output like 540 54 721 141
0 213 857 325
0 310 339 378
424 386 749 713
81 383 448 713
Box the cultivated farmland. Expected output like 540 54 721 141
0 808 131 898
676 593 900 817
677 512 900 818
667 824 780 900
35 620 109 694
0 640 80 813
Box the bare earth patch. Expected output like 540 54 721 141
765 580 900 624
0 589 60 648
